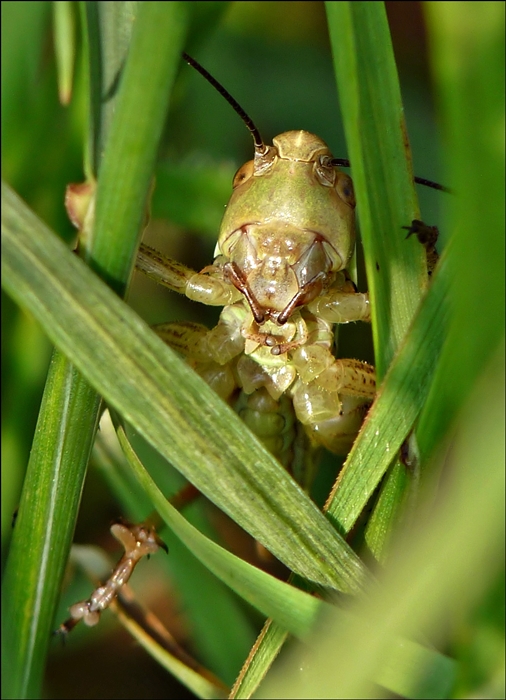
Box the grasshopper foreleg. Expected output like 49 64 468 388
137 243 242 306
307 272 371 324
152 320 242 402
403 219 440 276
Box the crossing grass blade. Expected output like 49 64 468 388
224 3 451 695
1 180 369 595
1 5 188 697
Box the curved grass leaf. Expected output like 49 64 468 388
325 251 450 533
117 425 323 639
221 3 452 694
1 5 189 697
230 621 289 699
1 181 368 595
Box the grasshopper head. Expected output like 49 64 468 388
216 130 356 325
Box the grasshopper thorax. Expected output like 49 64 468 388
216 130 356 325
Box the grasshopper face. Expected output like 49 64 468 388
216 130 356 325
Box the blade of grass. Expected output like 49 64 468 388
1 181 368 594
116 424 323 639
0 353 101 700
52 1 75 105
85 2 188 290
113 602 229 700
82 1 140 175
213 4 451 692
1 5 188 697
416 1 505 465
325 1 431 561
325 250 450 534
363 459 410 560
229 620 289 699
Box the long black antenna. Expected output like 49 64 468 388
182 53 449 193
182 52 267 156
412 176 450 193
331 158 450 193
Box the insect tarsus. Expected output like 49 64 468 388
55 522 167 636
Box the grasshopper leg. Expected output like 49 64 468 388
152 320 242 403
291 355 375 454
307 272 371 324
136 244 242 306
403 219 440 276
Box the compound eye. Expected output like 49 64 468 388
232 160 254 189
315 155 336 187
335 173 356 208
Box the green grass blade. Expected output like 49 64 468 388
325 251 450 533
417 1 505 463
326 1 427 379
1 354 101 699
1 181 368 594
82 0 140 175
117 425 323 639
87 2 188 291
116 612 228 700
52 1 76 105
230 621 289 699
1 5 189 696
363 460 410 560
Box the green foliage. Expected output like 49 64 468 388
2 2 504 699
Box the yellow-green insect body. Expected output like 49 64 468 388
137 57 377 478
136 54 443 471
60 51 445 643
141 131 375 467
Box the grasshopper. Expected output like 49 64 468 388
137 54 444 483
137 53 379 485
